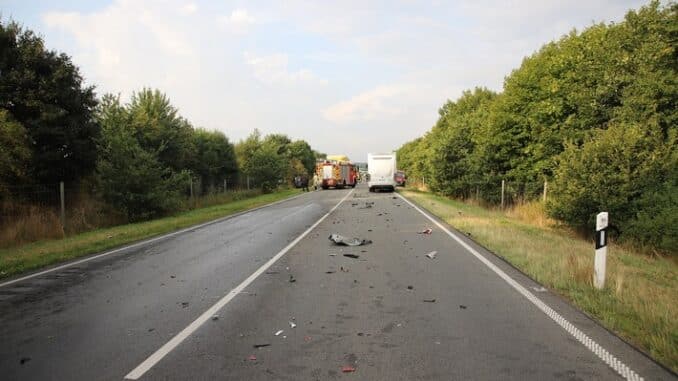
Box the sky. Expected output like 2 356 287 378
2 0 649 162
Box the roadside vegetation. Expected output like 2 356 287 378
398 1 677 254
0 188 300 280
0 20 324 249
401 189 677 372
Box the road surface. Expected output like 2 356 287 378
0 185 674 380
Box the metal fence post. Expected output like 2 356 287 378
224 179 227 193
247 176 250 190
189 177 194 199
543 180 548 203
59 181 65 228
501 180 505 209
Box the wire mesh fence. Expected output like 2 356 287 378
0 173 289 248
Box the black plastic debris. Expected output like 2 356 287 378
289 275 297 283
20 357 30 365
181 302 189 308
325 270 336 274
423 299 436 303
253 343 271 348
329 234 372 246
459 305 467 309
343 254 360 259
407 285 414 290
212 315 219 321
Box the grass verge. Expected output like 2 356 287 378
0 188 301 280
401 189 677 373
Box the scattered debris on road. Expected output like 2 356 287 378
407 285 414 290
20 357 31 365
275 330 284 336
459 305 467 309
343 254 360 259
325 270 336 274
418 228 433 235
304 336 312 342
341 266 349 272
328 253 337 256
253 343 271 348
265 270 280 274
211 315 219 321
289 321 296 328
170 275 176 278
181 302 189 308
329 234 372 246
425 251 437 259
342 365 356 373
423 299 436 303
289 275 296 283
247 354 257 361
532 286 547 292
148 328 155 332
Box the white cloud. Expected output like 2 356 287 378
180 3 197 14
244 52 327 86
220 8 256 34
323 84 413 124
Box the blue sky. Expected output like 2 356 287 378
2 0 649 161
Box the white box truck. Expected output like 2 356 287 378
367 152 396 192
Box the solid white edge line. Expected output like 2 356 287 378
397 193 643 381
0 191 308 289
124 189 354 380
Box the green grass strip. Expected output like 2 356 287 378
0 189 301 280
401 189 677 373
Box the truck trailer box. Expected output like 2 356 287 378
367 153 396 192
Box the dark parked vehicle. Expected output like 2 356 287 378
394 171 406 187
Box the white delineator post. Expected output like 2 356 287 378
594 212 608 289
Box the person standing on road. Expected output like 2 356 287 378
312 173 319 190
301 174 309 192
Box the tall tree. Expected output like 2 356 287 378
0 110 31 194
0 20 99 185
127 88 195 171
191 128 237 192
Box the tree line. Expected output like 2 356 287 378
397 1 676 253
0 20 321 222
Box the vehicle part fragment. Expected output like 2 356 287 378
329 234 372 246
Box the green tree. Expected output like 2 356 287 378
247 143 285 193
96 94 189 221
191 128 237 193
0 20 99 185
127 88 195 171
548 122 671 235
0 110 31 194
288 140 316 175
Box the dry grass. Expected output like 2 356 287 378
401 189 678 373
0 205 64 245
505 200 556 228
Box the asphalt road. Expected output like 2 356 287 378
0 185 674 380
